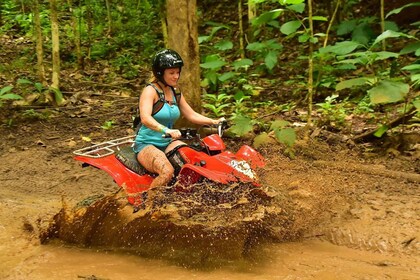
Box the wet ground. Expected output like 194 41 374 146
0 101 419 279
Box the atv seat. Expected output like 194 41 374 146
115 146 149 175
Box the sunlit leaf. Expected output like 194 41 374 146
270 120 290 130
368 80 409 104
413 99 420 110
275 128 296 147
230 115 253 136
0 93 23 100
0 85 14 95
81 136 92 142
373 124 389 138
253 132 271 148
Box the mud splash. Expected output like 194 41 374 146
40 183 297 265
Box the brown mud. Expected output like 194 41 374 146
0 95 419 278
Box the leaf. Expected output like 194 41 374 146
336 77 375 91
401 64 420 72
230 115 254 136
51 88 64 105
400 41 420 55
280 0 305 4
372 51 399 61
232 58 253 70
0 85 14 95
252 9 284 26
337 20 357 36
246 42 265 51
253 132 271 148
81 136 92 142
371 30 414 48
368 80 409 104
312 16 328 21
413 99 420 110
288 3 305 13
319 41 362 55
275 128 296 147
280 20 302 35
386 2 420 18
200 60 226 69
373 124 389 138
215 40 233 51
264 50 278 70
270 120 290 130
0 93 23 100
218 72 235 82
16 78 33 85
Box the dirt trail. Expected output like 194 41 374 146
0 101 419 278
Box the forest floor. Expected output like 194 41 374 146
0 90 419 278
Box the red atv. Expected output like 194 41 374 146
73 122 266 206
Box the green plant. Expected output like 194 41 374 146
316 94 348 129
101 120 115 130
22 109 51 120
203 92 232 117
0 85 23 106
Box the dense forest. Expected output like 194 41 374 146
0 0 419 153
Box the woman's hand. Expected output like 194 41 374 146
165 128 182 139
211 117 226 125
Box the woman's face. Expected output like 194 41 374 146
163 67 180 86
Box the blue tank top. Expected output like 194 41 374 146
133 93 180 152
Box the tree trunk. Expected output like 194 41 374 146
50 0 60 91
33 0 46 85
67 0 84 70
166 0 201 117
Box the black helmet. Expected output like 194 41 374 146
152 49 184 83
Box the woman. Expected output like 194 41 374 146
133 49 223 190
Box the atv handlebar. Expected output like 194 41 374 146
163 120 229 139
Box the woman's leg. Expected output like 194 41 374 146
137 145 174 188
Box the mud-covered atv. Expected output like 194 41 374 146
73 122 268 207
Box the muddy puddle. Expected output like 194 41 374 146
0 141 419 279
4 238 419 279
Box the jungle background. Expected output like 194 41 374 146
0 0 419 279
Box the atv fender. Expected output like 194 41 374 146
177 163 238 186
235 145 265 169
74 155 153 204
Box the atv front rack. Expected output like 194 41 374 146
73 135 134 158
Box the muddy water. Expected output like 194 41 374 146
4 239 420 280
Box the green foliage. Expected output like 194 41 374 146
316 95 348 129
101 120 115 130
0 85 23 106
203 93 232 117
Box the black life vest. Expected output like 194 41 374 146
132 83 182 132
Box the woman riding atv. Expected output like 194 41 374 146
133 49 224 191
